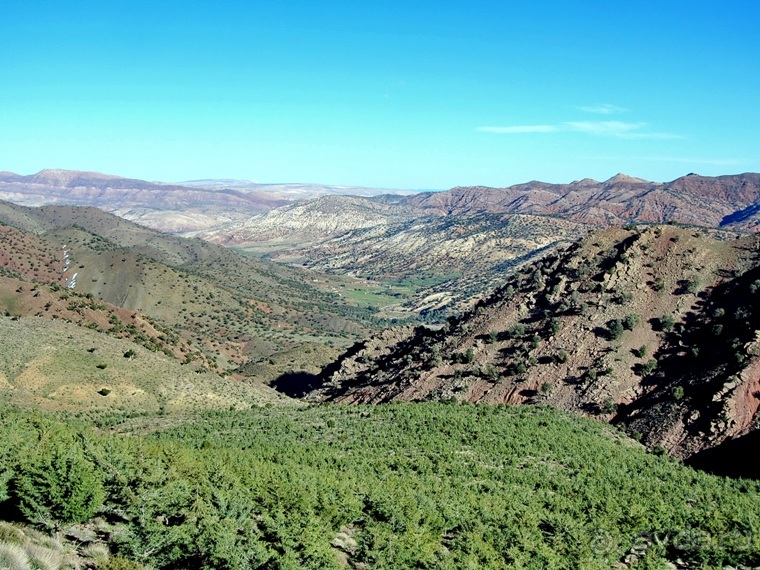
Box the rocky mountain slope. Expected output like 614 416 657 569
407 172 760 229
309 225 760 469
198 196 588 313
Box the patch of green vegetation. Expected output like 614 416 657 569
338 285 406 308
1 404 758 569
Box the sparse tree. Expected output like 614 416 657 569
608 319 624 341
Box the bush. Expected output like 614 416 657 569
509 323 527 338
641 359 657 377
660 315 676 331
622 313 641 330
608 319 624 341
685 278 701 294
12 442 104 524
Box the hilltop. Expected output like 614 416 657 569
309 225 760 474
0 199 410 405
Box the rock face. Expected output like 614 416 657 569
309 225 760 467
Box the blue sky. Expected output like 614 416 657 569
1 0 758 189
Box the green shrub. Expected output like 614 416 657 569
100 557 146 570
12 442 103 524
660 315 676 331
685 278 701 294
622 313 641 330
608 319 624 340
602 398 618 414
641 359 657 377
555 349 569 363
509 323 527 338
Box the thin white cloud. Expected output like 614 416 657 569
578 104 628 115
564 121 683 139
477 125 559 133
478 120 683 140
565 121 642 136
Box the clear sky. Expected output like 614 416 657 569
1 0 758 189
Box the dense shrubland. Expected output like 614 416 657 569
1 404 759 569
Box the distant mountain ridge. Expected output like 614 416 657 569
406 172 760 229
4 169 760 235
0 169 289 233
0 169 418 233
179 178 419 198
193 171 760 312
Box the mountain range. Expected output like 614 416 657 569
0 169 415 234
4 170 760 238
3 167 760 476
194 171 760 312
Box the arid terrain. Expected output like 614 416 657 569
309 225 760 475
2 170 760 472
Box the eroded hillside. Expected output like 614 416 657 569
310 225 760 463
199 195 587 312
